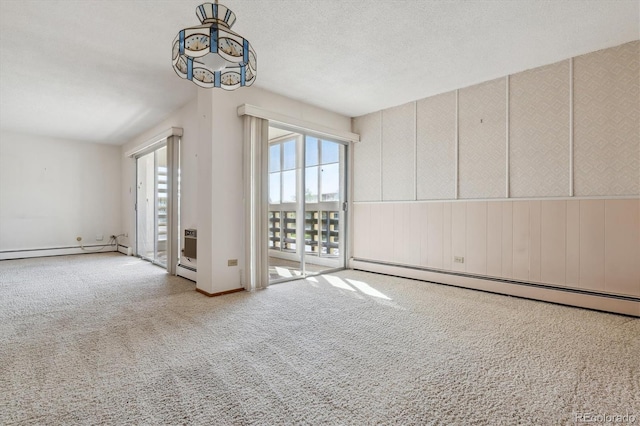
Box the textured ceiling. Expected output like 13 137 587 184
0 0 638 145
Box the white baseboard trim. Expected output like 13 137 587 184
0 245 117 261
350 259 639 317
177 264 197 282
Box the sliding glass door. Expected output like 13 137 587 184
136 145 168 266
303 136 345 273
267 127 346 283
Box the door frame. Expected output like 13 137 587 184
266 124 350 284
131 134 180 275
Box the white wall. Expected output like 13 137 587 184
120 88 350 294
197 86 351 294
0 130 121 254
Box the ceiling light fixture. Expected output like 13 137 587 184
172 1 256 90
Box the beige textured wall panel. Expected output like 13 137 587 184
416 92 456 200
353 113 382 202
604 199 640 296
574 41 640 196
579 200 605 291
510 61 570 197
382 103 416 201
458 78 507 199
540 201 567 286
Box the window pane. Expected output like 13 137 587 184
305 137 319 166
321 140 339 164
269 172 280 204
282 170 297 203
320 163 340 201
269 144 280 172
282 140 296 170
305 166 318 203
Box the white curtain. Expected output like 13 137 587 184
166 135 180 276
243 116 269 291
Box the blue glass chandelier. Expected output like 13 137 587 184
172 1 256 90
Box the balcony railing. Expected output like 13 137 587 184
269 210 340 257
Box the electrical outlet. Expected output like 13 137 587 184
96 235 103 241
454 256 464 263
228 259 238 267
76 236 82 242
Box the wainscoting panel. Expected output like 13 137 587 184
393 203 411 264
408 203 423 266
369 203 386 261
380 203 395 262
565 200 580 287
486 201 503 277
352 112 382 202
604 199 640 296
501 202 513 279
417 203 429 267
466 201 487 275
512 201 530 281
579 200 605 292
353 198 640 314
451 202 467 273
352 203 370 260
529 200 542 282
426 202 444 269
540 200 567 286
442 202 453 271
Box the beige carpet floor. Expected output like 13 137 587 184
0 253 638 425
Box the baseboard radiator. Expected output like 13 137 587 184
0 245 117 261
350 258 640 317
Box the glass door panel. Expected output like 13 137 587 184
136 151 155 261
156 146 167 266
268 130 303 282
267 127 346 283
136 145 167 267
304 136 345 275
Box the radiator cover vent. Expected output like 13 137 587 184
184 229 197 259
